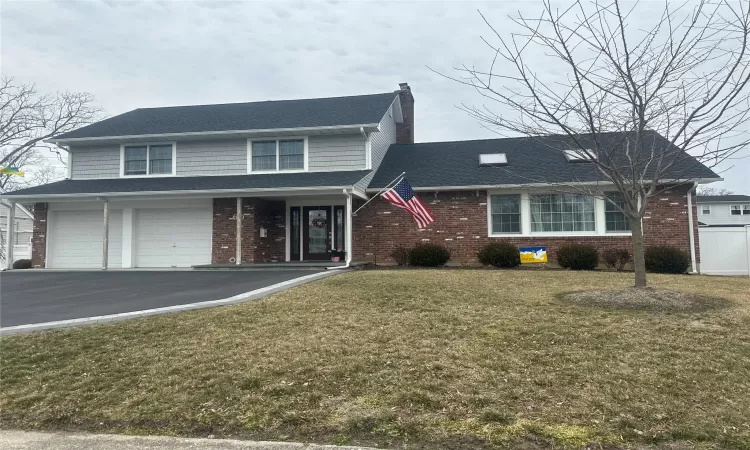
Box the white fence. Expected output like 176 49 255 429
0 244 31 265
699 226 750 276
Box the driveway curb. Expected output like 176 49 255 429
0 430 379 449
0 270 345 336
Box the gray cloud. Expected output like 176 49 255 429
2 0 747 192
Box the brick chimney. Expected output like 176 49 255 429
396 82 414 144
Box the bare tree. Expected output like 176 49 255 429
0 77 99 193
697 186 734 196
439 0 750 287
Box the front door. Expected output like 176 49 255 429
303 206 331 260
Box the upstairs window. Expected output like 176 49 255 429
250 139 305 172
123 144 173 176
701 205 711 215
731 205 750 215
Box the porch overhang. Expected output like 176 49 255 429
1 170 371 202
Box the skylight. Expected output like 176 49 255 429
563 149 595 162
479 153 508 166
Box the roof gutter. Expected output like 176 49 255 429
50 123 382 145
0 185 361 202
365 178 724 193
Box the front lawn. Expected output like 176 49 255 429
1 271 749 449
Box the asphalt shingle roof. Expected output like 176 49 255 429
4 171 370 197
697 195 750 203
54 92 398 140
369 132 719 189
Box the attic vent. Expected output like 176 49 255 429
563 149 596 162
479 153 508 166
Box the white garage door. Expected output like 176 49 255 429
134 208 212 267
48 210 123 269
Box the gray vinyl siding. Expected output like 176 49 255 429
70 145 121 179
371 105 397 171
176 139 247 176
698 202 750 225
354 105 397 191
308 135 366 171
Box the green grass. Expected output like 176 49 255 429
1 271 749 449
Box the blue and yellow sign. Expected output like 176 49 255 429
520 246 547 264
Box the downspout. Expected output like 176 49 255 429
687 182 698 274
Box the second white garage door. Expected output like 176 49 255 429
48 210 123 269
134 208 212 268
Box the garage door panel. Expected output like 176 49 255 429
134 208 211 268
48 211 123 269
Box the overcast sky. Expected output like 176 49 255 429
2 0 748 193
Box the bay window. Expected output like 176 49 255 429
488 191 632 236
530 194 595 232
250 138 306 172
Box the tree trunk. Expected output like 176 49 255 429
630 216 647 288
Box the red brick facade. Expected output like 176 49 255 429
352 186 699 266
31 202 48 268
211 198 286 264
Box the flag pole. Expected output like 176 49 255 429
352 171 406 216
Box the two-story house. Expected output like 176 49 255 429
2 83 721 270
697 195 750 227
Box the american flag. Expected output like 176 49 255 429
381 178 435 229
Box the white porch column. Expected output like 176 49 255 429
102 199 109 270
345 192 353 264
121 208 134 268
6 201 16 269
236 197 242 265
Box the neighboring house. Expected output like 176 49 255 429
0 83 721 269
0 202 34 262
0 202 33 245
696 195 750 226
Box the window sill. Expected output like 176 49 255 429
120 173 176 178
249 169 307 174
489 232 632 238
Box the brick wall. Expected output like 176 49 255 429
211 198 238 264
642 185 700 262
352 186 699 266
31 202 48 268
212 198 286 264
241 199 286 263
395 83 414 144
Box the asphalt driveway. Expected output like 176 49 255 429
0 271 322 328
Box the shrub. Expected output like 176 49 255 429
390 246 410 266
602 248 630 271
556 244 599 270
407 243 451 267
12 259 32 269
477 242 521 268
645 245 690 274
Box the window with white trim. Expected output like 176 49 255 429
731 204 750 215
251 139 305 172
604 192 630 232
530 194 595 232
701 204 711 215
124 144 173 176
490 194 521 233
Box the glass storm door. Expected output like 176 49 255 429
303 206 331 260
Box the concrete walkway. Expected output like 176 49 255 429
0 430 379 450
